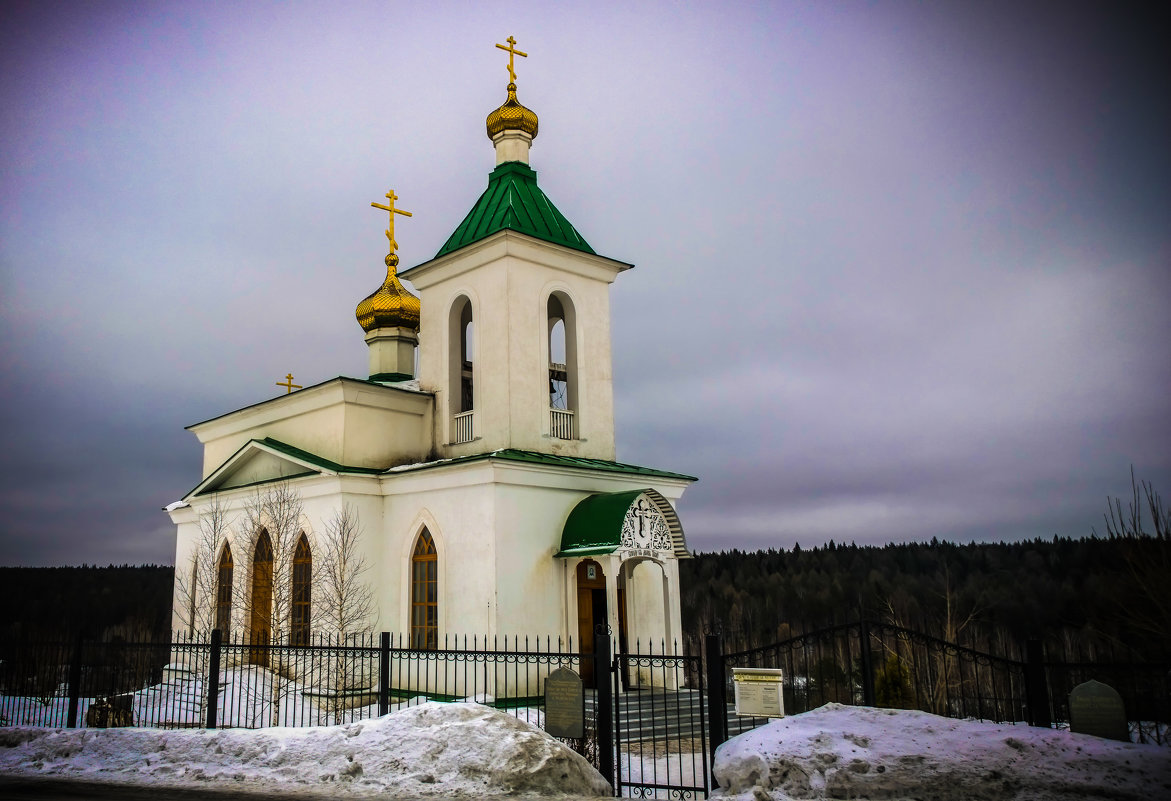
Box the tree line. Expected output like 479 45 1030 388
681 474 1170 660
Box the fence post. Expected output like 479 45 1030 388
205 628 221 729
65 632 84 728
705 634 727 790
1024 638 1051 728
378 632 390 716
593 633 614 791
859 619 876 707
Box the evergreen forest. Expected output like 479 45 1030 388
0 565 174 642
679 534 1170 661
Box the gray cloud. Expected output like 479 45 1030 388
2 1 1168 565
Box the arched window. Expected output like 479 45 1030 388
411 530 438 650
547 292 578 439
250 529 273 661
448 297 475 443
216 544 233 636
291 534 311 645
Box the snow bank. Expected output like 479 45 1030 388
0 701 610 798
713 703 1171 801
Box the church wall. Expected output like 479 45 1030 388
194 380 433 477
169 505 201 636
378 464 499 638
340 402 432 469
409 232 623 462
490 482 581 641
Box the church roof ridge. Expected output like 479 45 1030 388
433 161 595 258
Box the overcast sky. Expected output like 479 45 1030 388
2 1 1168 566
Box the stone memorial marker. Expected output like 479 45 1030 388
1069 679 1129 742
544 666 584 739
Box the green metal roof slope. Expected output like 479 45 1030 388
556 490 645 557
435 161 595 257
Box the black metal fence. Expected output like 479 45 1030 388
0 630 597 732
3 624 1167 799
702 619 1171 774
613 647 708 799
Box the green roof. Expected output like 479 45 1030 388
258 438 383 475
389 449 697 481
434 161 595 257
554 488 692 559
556 490 645 557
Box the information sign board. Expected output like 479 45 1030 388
733 667 785 718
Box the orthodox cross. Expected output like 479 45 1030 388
370 190 412 254
632 499 656 542
276 373 302 394
495 35 527 83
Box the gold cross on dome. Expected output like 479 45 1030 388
371 190 412 254
276 373 302 394
495 35 528 83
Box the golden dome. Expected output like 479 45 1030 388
486 82 538 140
355 254 421 333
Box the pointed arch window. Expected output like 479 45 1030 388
411 530 438 650
216 545 233 636
291 534 311 645
250 529 273 661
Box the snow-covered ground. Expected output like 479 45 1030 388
713 703 1171 801
0 701 607 798
3 701 1169 799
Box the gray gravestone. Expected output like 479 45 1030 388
1069 679 1129 742
544 666 584 739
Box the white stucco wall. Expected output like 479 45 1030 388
406 231 629 461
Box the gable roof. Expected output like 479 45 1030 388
183 437 381 500
434 161 594 258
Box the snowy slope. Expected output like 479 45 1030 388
0 702 609 798
713 703 1171 801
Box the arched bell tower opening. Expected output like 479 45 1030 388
448 296 475 443
547 291 578 440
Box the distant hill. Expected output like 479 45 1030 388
0 565 173 641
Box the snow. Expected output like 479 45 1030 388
713 703 1171 801
3 702 1169 799
0 701 610 798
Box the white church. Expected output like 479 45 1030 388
168 41 696 666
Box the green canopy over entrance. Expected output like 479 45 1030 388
554 489 690 559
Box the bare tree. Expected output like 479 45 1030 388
235 481 305 649
317 503 376 723
174 493 233 639
318 503 376 638
1094 468 1171 650
233 481 306 726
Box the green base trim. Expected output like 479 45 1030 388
369 372 414 383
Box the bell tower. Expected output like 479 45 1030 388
400 37 631 460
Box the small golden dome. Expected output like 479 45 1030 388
356 254 421 333
486 82 538 140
